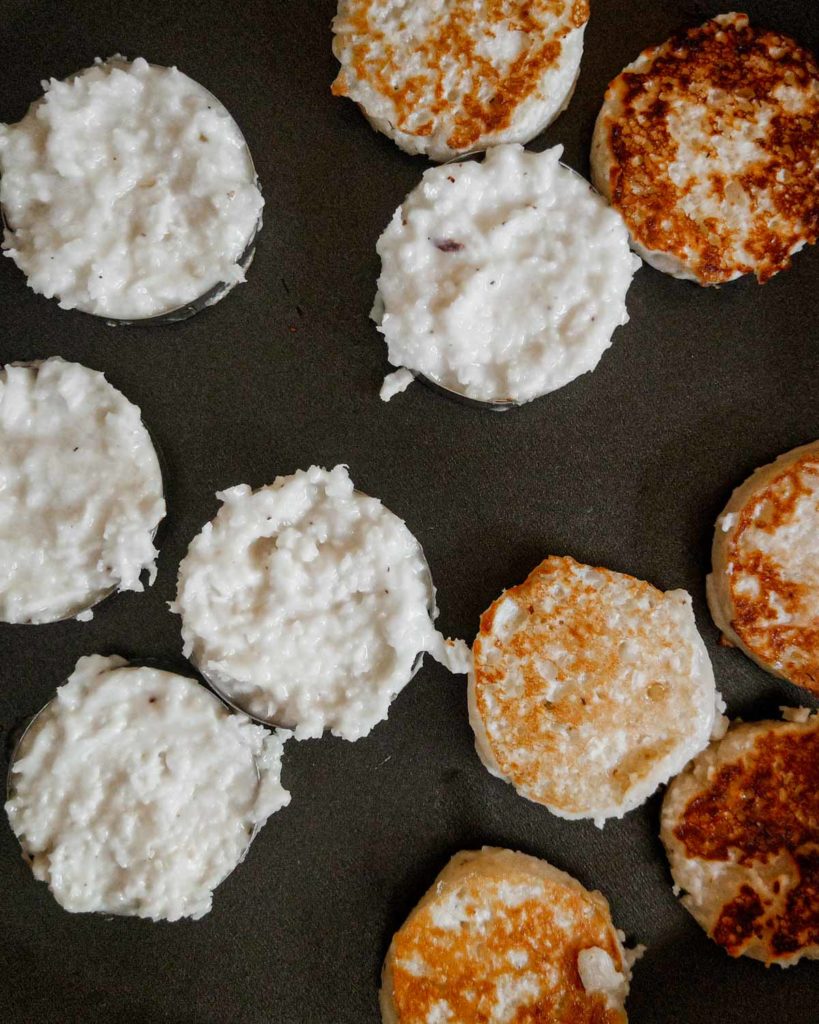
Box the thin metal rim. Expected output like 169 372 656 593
189 493 439 732
5 660 267 917
0 59 263 326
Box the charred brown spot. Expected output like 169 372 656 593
713 885 766 955
675 724 819 960
771 849 819 956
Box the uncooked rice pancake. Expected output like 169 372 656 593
0 358 165 624
661 711 819 967
470 556 721 824
0 57 263 319
707 440 819 695
331 0 589 161
173 465 470 741
591 13 819 284
375 145 640 406
381 847 638 1024
5 655 290 922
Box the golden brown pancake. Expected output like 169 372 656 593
469 556 719 824
707 440 819 694
381 847 635 1023
591 13 819 284
332 0 589 160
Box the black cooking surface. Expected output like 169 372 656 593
1 2 817 1021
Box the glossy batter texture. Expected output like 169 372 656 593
174 465 469 741
375 145 640 405
6 656 290 921
0 358 165 624
0 57 263 318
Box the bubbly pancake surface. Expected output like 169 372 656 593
592 12 819 283
332 0 589 159
662 716 819 965
384 848 629 1024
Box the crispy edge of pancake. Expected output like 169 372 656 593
707 440 819 693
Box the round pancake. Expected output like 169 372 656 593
707 440 819 694
661 712 819 967
332 0 588 161
591 13 819 284
381 847 635 1024
470 556 720 824
374 144 640 406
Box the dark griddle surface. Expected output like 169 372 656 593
0 2 817 1021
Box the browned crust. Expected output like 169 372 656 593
332 0 589 152
472 556 681 810
387 850 626 1023
727 450 819 692
673 722 819 961
597 13 819 283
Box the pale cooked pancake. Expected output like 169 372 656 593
470 556 721 824
661 712 819 967
591 13 819 284
381 847 636 1024
331 0 588 161
707 440 819 695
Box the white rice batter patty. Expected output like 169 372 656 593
707 440 819 695
5 655 290 922
0 57 263 320
173 465 470 741
661 710 819 967
331 0 589 161
0 358 165 624
381 847 639 1024
591 13 819 285
375 144 641 406
469 556 721 824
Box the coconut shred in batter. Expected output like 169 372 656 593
0 359 165 624
173 465 470 741
5 655 290 921
375 144 641 405
0 57 263 319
